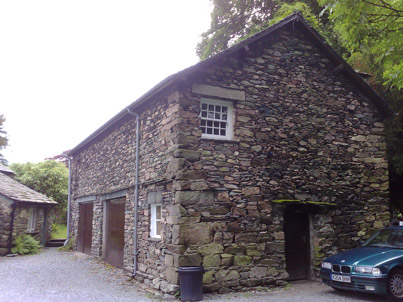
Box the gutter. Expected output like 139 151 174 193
7 202 17 254
63 153 72 247
127 107 140 277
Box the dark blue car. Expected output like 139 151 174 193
320 226 403 301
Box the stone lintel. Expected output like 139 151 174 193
192 83 245 101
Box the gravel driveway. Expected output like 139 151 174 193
0 248 387 302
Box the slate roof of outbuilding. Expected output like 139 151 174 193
0 163 14 176
0 170 57 205
69 11 393 156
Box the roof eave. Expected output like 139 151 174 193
69 11 393 155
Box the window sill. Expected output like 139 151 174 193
147 237 161 242
201 138 240 144
26 230 39 235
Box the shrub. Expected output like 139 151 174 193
11 234 41 255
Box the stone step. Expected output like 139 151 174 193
47 239 66 247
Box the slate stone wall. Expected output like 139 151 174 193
69 24 390 294
70 92 181 294
165 25 390 293
0 199 13 256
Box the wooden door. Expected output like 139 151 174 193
284 206 310 280
104 198 125 268
77 203 93 255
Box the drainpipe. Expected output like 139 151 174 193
63 153 72 247
41 207 48 246
7 203 17 254
127 107 140 277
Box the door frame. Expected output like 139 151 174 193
283 205 313 280
77 202 93 255
102 197 126 268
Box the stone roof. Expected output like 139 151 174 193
0 163 14 176
69 11 393 156
0 171 57 205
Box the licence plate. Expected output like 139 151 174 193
331 274 351 283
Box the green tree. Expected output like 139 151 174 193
196 0 324 60
0 114 8 165
10 160 69 224
318 0 403 89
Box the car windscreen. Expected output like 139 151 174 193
362 229 403 248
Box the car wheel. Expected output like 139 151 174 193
388 269 403 301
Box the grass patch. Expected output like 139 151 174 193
51 224 67 239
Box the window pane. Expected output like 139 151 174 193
215 113 221 119
214 121 219 127
221 122 226 128
156 206 161 219
209 105 214 111
222 114 227 120
201 120 206 126
208 112 214 119
214 129 219 135
207 128 212 134
202 103 207 110
216 105 221 112
221 129 226 136
207 120 213 127
201 111 207 117
201 127 206 133
157 221 161 236
222 107 227 113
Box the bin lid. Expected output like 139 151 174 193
177 266 205 272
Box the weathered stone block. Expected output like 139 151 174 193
235 233 257 243
203 270 215 284
166 244 186 254
198 243 224 255
176 170 206 180
165 254 174 267
249 266 268 278
174 253 202 267
173 149 200 161
221 254 233 266
192 83 245 101
224 270 240 281
180 223 212 245
166 205 187 217
203 255 221 267
233 255 252 266
224 246 245 255
166 267 178 284
175 191 214 206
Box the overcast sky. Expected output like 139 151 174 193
0 0 212 164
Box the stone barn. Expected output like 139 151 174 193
0 164 56 255
67 12 392 294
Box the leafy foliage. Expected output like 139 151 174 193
10 160 69 224
0 114 8 165
197 0 324 60
11 234 41 255
318 0 403 89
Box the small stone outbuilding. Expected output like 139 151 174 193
67 12 392 294
0 164 57 255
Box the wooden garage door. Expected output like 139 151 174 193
104 198 125 268
77 202 93 255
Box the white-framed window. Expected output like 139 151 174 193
150 204 162 239
200 98 233 140
27 208 37 232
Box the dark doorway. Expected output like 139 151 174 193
77 202 93 255
284 206 310 280
104 198 125 268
